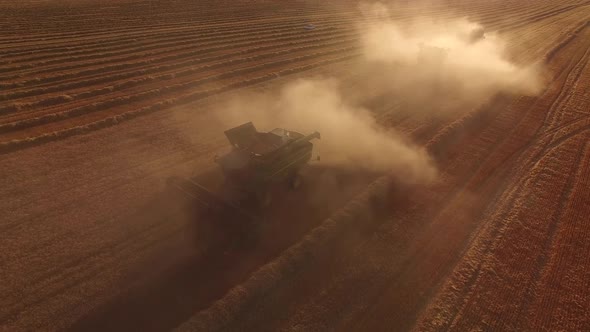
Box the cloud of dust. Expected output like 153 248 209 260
217 78 436 184
209 2 546 185
357 2 543 106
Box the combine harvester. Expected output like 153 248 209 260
168 122 321 249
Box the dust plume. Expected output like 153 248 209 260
210 3 545 184
357 2 543 107
217 78 436 184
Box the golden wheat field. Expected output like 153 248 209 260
2 0 590 331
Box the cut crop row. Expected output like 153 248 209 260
0 40 359 123
0 52 359 154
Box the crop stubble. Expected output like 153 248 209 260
2 0 590 331
176 3 590 332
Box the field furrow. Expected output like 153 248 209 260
3 1 590 331
414 23 590 332
173 7 590 332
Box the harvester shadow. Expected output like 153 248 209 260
68 164 380 332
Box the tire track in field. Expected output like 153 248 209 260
454 33 590 182
173 88 514 332
442 139 583 331
302 18 590 332
523 139 590 331
3 0 588 326
414 24 590 331
345 97 537 332
264 17 590 332
510 137 590 327
459 24 590 183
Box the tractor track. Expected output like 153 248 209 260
175 7 590 332
364 31 590 330
413 21 590 332
3 1 590 331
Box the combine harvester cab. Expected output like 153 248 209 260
218 122 320 207
168 122 320 250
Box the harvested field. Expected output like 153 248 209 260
2 0 590 331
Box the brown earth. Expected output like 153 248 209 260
1 0 590 331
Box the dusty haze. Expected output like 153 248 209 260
217 78 437 184
207 2 545 185
358 2 543 106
